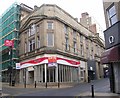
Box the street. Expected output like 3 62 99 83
2 78 120 97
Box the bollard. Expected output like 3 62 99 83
24 81 26 88
35 81 36 88
24 79 26 88
58 82 60 88
12 80 15 86
46 82 47 88
91 85 94 97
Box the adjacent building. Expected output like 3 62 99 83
102 1 120 93
80 12 105 80
1 3 105 86
0 3 21 82
0 3 33 83
80 12 97 34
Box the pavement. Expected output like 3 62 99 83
1 78 120 97
2 82 73 89
77 78 119 97
2 82 72 97
78 91 119 96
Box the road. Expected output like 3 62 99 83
2 78 117 96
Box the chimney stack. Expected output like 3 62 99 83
34 5 39 11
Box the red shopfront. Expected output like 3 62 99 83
19 56 80 84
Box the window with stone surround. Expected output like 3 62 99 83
107 3 117 26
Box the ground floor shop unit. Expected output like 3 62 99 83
19 55 87 85
87 59 103 81
101 45 120 94
20 64 82 85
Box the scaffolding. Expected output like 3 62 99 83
0 3 20 75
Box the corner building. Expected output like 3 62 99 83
19 4 105 85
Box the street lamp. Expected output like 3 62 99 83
4 40 14 86
9 46 13 86
3 24 19 85
58 64 60 88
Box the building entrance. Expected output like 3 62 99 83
28 71 34 84
47 67 56 82
88 70 95 81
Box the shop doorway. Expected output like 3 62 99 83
88 70 95 81
28 71 34 84
47 67 56 82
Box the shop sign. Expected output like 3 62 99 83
48 57 57 67
109 36 114 44
4 40 14 47
48 56 57 63
16 63 21 69
48 63 57 67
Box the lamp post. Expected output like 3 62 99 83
9 46 13 86
4 25 18 85
58 64 60 88
4 40 14 86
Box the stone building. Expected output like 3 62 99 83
19 4 105 85
0 3 105 86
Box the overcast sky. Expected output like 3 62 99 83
0 0 106 39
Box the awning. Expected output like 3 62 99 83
20 57 80 69
101 45 120 64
